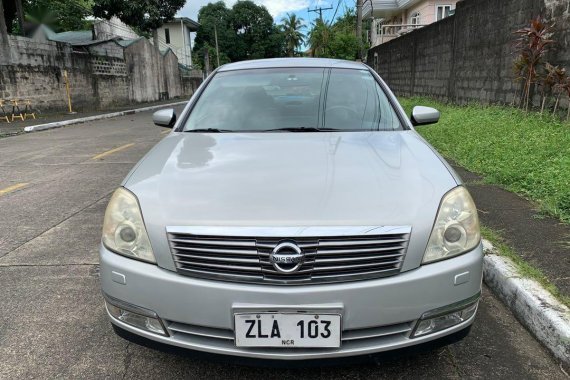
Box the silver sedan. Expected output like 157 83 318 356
99 58 482 361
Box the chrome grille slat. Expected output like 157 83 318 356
167 227 411 285
312 258 403 271
174 260 262 272
171 246 259 256
315 252 403 263
167 322 234 340
317 238 408 247
315 246 406 255
169 238 256 247
173 254 260 264
341 322 413 341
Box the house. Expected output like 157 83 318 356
363 0 459 47
153 17 200 67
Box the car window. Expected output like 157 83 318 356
182 67 402 132
324 69 401 131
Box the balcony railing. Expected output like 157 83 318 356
373 23 427 46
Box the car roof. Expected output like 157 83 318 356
217 58 367 72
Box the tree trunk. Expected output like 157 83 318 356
14 0 23 35
553 93 560 115
0 0 9 65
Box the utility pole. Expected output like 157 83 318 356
204 47 210 77
214 25 220 67
152 30 160 50
356 0 363 61
308 6 333 21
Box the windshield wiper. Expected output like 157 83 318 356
262 127 338 132
185 128 231 133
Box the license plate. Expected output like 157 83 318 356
234 313 341 348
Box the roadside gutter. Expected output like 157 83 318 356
23 101 188 133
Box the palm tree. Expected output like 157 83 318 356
281 13 305 57
308 19 331 57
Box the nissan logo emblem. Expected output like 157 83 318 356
269 242 304 273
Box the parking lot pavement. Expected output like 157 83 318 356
0 110 566 379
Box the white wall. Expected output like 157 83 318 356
155 22 193 67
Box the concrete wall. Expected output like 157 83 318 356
94 17 138 40
367 0 569 106
0 35 200 113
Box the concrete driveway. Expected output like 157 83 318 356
0 108 566 379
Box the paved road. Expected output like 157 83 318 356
0 109 566 379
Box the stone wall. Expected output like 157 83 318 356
0 35 200 113
368 0 569 106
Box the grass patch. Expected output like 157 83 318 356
481 225 570 308
399 97 570 223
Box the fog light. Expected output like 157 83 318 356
411 294 479 338
104 295 168 336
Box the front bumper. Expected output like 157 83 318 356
100 244 483 360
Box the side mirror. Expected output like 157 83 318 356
410 106 440 126
153 108 176 128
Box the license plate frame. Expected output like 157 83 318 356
234 312 342 348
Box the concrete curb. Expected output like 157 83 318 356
482 239 570 366
23 101 188 133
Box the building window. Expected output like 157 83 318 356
436 5 453 21
165 28 170 44
410 12 421 25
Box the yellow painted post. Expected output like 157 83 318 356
63 70 74 114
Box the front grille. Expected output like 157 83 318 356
167 226 411 285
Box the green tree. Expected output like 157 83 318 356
307 9 360 60
308 18 331 57
23 0 92 32
92 0 185 33
192 1 234 70
230 1 280 60
328 9 359 60
193 1 285 69
280 13 304 57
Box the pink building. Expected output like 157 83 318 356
363 0 459 47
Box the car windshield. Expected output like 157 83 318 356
183 67 402 132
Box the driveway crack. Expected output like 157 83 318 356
122 342 132 380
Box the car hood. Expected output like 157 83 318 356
124 131 458 270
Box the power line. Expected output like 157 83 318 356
330 0 343 24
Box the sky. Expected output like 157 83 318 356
176 0 355 28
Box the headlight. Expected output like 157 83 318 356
423 186 480 264
102 187 156 263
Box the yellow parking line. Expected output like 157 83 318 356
161 130 170 135
0 183 29 197
92 143 135 160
